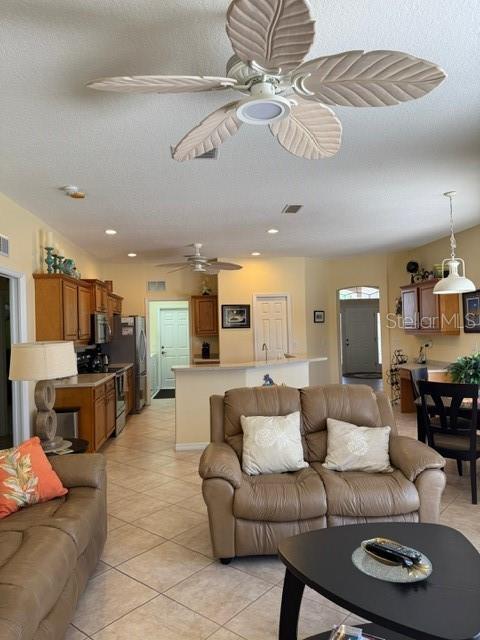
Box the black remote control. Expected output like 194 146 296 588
365 539 422 568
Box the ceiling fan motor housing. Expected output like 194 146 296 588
236 82 292 125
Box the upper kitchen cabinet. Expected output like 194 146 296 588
400 280 460 335
192 295 218 336
34 274 91 344
83 279 108 312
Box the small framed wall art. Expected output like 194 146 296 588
313 310 325 324
222 304 251 329
463 290 480 333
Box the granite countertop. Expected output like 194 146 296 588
173 355 328 372
54 372 116 388
398 360 451 373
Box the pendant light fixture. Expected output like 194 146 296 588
433 191 476 295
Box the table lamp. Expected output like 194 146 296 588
9 341 77 451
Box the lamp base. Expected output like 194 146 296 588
41 436 72 453
35 380 58 444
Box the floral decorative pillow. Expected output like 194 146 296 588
0 437 67 519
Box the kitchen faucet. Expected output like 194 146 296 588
262 343 268 363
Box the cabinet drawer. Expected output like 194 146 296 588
106 378 115 394
94 384 106 401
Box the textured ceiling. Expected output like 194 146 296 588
1 0 479 263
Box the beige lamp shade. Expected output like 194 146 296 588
9 341 77 381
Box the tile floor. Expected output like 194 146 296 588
66 399 480 640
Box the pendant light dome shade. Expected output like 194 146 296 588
433 191 476 295
433 259 476 295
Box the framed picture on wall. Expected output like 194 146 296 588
463 290 480 333
313 310 325 323
222 304 251 329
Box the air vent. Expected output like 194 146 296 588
147 281 166 292
282 204 303 214
170 147 218 160
0 234 9 257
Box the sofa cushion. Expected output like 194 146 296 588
0 487 104 558
224 386 301 458
234 465 327 522
313 464 419 517
0 525 77 640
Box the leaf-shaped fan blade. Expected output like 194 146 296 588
211 261 242 270
87 75 237 94
172 102 242 162
226 0 314 72
292 50 446 107
168 265 189 274
155 262 188 268
270 98 341 159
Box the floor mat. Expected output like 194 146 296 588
154 389 176 399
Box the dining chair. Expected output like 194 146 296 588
411 367 428 441
418 380 480 504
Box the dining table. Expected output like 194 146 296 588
415 394 480 442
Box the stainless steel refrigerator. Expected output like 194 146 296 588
106 315 147 413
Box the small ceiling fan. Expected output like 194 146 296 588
88 0 446 161
157 243 242 274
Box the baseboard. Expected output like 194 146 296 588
175 442 209 452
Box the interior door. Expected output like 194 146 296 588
254 296 289 360
159 308 190 389
0 277 12 448
341 301 380 374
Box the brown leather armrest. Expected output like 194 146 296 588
199 443 242 489
50 453 106 489
389 435 445 482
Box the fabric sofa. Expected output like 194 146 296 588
0 453 106 640
199 385 446 560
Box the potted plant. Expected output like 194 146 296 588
448 352 480 384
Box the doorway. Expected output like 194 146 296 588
253 294 291 360
148 301 190 398
0 277 12 448
338 287 382 390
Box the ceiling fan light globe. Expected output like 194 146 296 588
236 96 291 125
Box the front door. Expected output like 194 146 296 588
341 300 380 374
159 308 190 389
254 295 289 360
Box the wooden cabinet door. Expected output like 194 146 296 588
106 390 116 437
401 288 418 330
62 280 79 340
101 286 108 312
419 283 439 331
193 296 218 336
93 283 107 312
94 396 106 449
107 294 115 333
78 285 92 341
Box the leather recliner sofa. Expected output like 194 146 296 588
0 453 107 640
199 385 446 561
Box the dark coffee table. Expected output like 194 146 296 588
278 523 480 640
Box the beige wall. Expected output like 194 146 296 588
0 192 101 432
217 257 307 363
387 224 480 364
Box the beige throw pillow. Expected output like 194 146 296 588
323 418 393 473
240 412 308 475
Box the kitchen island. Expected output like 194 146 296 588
172 355 327 449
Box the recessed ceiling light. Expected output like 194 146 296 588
127 253 137 257
267 228 279 234
251 252 261 256
105 229 117 235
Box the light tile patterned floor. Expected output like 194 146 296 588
66 399 480 640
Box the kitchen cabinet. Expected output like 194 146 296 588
78 284 92 341
107 293 123 334
55 375 116 452
400 280 460 335
192 295 218 336
83 280 108 313
34 274 91 344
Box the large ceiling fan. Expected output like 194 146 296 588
88 0 446 161
157 243 242 273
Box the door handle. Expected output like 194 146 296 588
345 339 350 346
161 351 166 355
